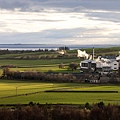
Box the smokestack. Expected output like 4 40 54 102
116 51 120 77
118 61 120 78
93 47 94 60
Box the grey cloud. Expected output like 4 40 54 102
26 19 65 23
38 28 88 39
40 27 120 39
1 0 120 12
0 0 27 10
0 32 62 44
0 27 119 44
34 0 120 11
86 11 120 23
0 28 86 44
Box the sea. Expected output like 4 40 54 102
0 44 119 51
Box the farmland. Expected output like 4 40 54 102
0 79 120 105
0 47 119 105
0 58 80 73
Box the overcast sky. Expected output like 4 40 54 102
0 0 120 45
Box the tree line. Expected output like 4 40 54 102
0 49 54 55
0 102 120 120
1 67 85 83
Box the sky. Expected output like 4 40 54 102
0 0 120 45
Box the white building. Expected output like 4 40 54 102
96 57 119 71
80 57 119 72
80 60 96 70
110 60 119 70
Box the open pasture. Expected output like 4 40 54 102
0 79 120 105
0 58 79 68
0 59 79 67
0 58 80 74
0 79 82 98
0 47 119 105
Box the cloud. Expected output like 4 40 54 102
0 26 119 45
0 0 27 10
1 0 120 12
85 10 120 23
0 0 120 45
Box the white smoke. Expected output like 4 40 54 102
58 50 66 55
116 51 120 61
77 49 89 59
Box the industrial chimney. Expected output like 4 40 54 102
93 47 94 60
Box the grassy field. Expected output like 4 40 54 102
0 79 120 105
0 58 80 75
0 59 79 67
0 47 119 105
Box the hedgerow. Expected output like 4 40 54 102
0 102 120 120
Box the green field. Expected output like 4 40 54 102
0 79 120 105
0 59 79 67
0 47 120 105
0 58 80 74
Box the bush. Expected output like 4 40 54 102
2 69 80 83
69 62 78 71
0 103 120 120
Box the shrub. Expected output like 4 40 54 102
69 62 78 71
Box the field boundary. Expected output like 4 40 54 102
0 91 43 99
45 90 118 93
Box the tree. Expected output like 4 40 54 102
59 46 69 50
69 62 78 71
2 67 10 78
59 63 64 69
